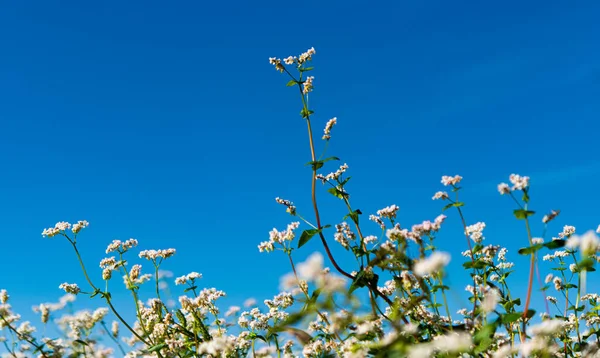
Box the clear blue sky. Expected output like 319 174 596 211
1 0 599 334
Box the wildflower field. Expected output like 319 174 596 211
1 46 600 358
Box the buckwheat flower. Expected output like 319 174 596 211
102 268 112 280
122 238 138 251
41 227 60 238
569 263 578 273
553 277 563 291
243 298 256 308
465 222 486 243
303 76 314 94
545 274 553 284
386 226 408 242
363 235 377 244
0 289 7 304
268 57 284 72
275 197 296 215
111 321 119 338
369 215 385 229
575 230 600 256
39 304 49 324
105 240 122 254
225 306 240 317
532 237 544 244
322 163 348 182
542 210 560 224
546 296 558 304
497 183 510 195
129 265 141 281
509 174 530 190
497 262 514 269
71 220 89 234
432 191 449 200
322 117 336 140
493 345 515 358
297 252 324 281
297 47 316 64
413 251 451 277
481 289 500 313
441 175 462 186
16 321 36 336
59 283 81 295
258 240 274 253
283 56 296 65
139 248 176 260
431 332 472 354
531 318 565 336
498 247 507 261
559 225 576 239
597 225 600 234
377 204 400 219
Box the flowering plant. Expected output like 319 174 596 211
1 47 600 357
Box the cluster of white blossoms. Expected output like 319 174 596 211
316 163 348 183
440 174 462 186
275 197 297 215
322 117 336 140
465 221 486 243
377 204 400 219
175 271 202 285
105 238 139 254
413 251 451 277
258 221 300 252
138 248 176 260
42 220 89 238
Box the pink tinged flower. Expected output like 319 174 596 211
377 204 400 219
432 191 449 200
497 183 510 195
509 173 530 190
296 252 324 281
441 175 462 186
413 252 451 277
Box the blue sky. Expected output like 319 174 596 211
1 0 599 343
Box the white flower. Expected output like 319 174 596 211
441 175 462 186
509 174 529 190
413 252 451 277
481 289 500 313
296 252 324 281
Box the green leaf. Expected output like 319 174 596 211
442 202 465 211
184 286 198 293
305 157 340 171
148 343 167 352
327 187 348 199
286 80 298 87
463 260 489 269
300 108 314 119
522 190 530 203
298 229 321 248
501 312 522 324
348 271 367 294
544 239 566 250
343 209 362 224
513 209 535 220
518 244 543 255
577 257 596 271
